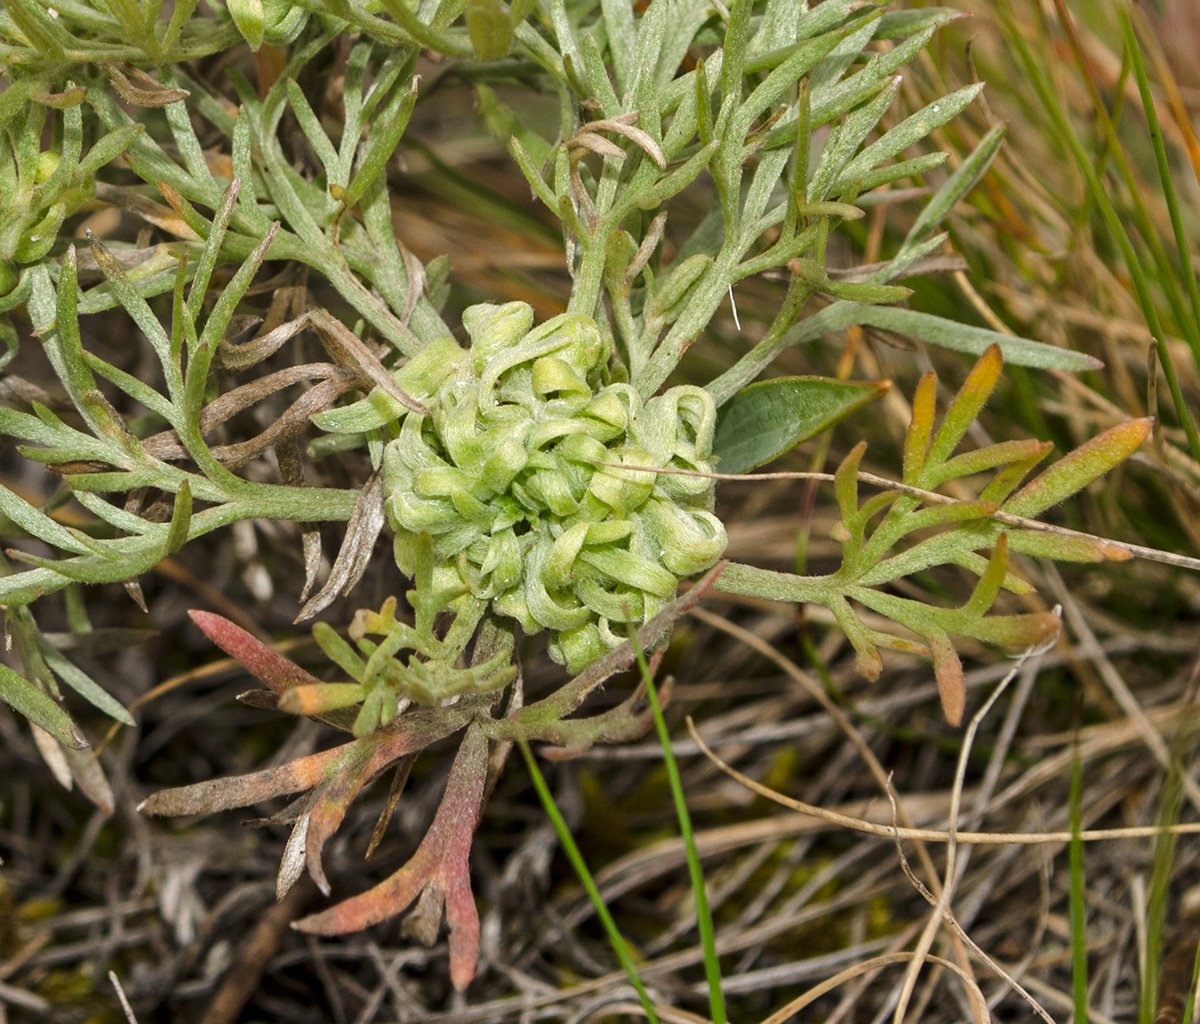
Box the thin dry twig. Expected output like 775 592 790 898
108 970 138 1024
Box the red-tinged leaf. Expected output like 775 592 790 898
295 725 489 991
1006 530 1134 563
925 345 1003 471
902 370 937 481
926 627 965 727
444 839 483 993
189 609 322 694
138 741 355 816
1003 418 1153 518
302 728 430 894
304 742 376 896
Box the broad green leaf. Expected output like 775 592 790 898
0 663 87 748
713 376 888 474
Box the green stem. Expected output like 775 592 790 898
711 560 834 605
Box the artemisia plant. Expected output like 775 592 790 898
0 0 1158 988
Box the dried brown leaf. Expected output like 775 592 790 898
295 474 386 621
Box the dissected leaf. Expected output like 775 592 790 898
294 724 489 992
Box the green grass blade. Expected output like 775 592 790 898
1181 939 1200 1024
1119 7 1200 373
1142 771 1183 1023
515 735 662 1024
1000 3 1200 467
629 632 726 1024
1049 0 1200 377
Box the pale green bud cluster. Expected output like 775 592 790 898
227 0 309 50
314 302 727 673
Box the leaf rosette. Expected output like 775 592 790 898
316 300 727 673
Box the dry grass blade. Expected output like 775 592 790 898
687 607 946 895
755 951 989 1024
892 640 1047 1023
686 721 1200 846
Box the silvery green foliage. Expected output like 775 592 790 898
316 301 727 673
0 0 1157 974
0 0 1133 760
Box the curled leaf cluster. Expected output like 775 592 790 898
315 301 727 672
